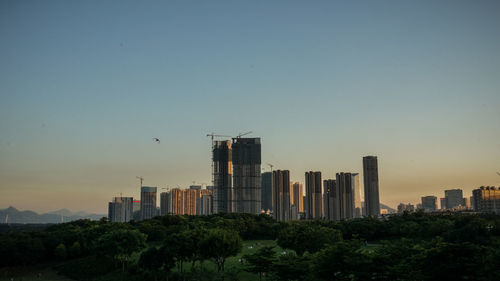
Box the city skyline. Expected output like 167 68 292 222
1 1 500 213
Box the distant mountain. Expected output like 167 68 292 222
0 206 105 224
380 203 396 213
361 202 396 214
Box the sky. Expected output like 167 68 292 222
1 0 499 214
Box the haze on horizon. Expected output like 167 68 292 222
1 0 499 214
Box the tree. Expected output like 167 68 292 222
54 243 67 260
139 246 174 281
271 252 312 281
199 228 242 272
96 229 147 272
313 240 373 281
278 223 343 255
69 241 81 258
244 246 276 281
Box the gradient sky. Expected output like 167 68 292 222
1 0 499 214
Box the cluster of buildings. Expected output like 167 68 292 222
108 135 500 223
108 136 382 222
397 186 500 214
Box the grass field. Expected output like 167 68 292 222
0 240 281 281
174 239 282 281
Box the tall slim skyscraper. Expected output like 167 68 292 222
305 171 322 219
292 182 303 213
160 192 170 215
352 173 362 218
261 172 273 213
108 197 134 222
140 186 157 220
444 189 464 209
272 170 291 221
323 179 338 221
213 140 232 213
363 156 380 217
336 172 356 220
232 137 261 214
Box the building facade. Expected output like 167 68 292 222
336 172 357 220
323 179 338 221
363 156 380 217
213 140 232 213
472 186 500 214
108 197 134 222
261 172 273 213
305 171 322 219
421 196 438 212
232 137 262 214
272 170 291 221
444 189 464 210
292 182 304 214
140 186 157 220
160 192 170 215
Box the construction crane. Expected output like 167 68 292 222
236 131 252 138
136 176 144 187
267 163 274 172
206 133 231 147
206 133 231 189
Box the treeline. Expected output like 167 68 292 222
0 211 499 280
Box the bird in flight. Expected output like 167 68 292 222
153 138 160 144
496 172 500 176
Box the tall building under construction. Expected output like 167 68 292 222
232 137 262 214
213 140 232 213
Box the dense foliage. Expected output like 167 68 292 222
1 211 499 280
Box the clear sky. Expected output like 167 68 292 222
1 0 499 214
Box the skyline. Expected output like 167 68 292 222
1 1 500 213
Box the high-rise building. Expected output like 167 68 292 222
352 173 362 218
232 137 261 214
472 186 500 214
261 172 273 213
140 186 157 220
213 140 232 213
160 192 170 215
183 189 197 215
292 182 303 213
397 203 415 213
444 189 464 210
108 197 134 222
169 188 184 214
305 171 322 219
421 196 437 212
363 156 380 217
323 179 338 221
336 172 357 220
440 198 446 210
272 170 291 221
199 194 213 215
197 189 213 215
132 200 141 221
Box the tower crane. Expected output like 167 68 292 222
136 176 144 187
267 163 274 172
236 131 252 138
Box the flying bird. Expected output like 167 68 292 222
152 138 160 144
496 172 500 176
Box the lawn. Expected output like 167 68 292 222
0 240 282 281
175 239 282 281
